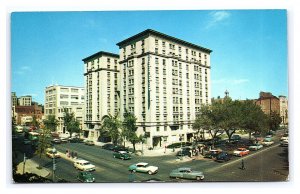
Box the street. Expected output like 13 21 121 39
13 133 289 183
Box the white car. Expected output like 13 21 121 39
280 136 288 141
74 159 96 171
280 139 288 147
248 144 263 151
128 162 158 175
46 149 61 158
262 139 274 146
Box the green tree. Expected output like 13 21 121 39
32 115 39 129
268 111 282 133
123 110 140 152
100 113 122 145
35 127 52 159
240 100 268 139
62 108 80 138
218 99 242 142
193 105 212 141
43 115 58 132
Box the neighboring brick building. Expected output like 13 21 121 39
14 103 43 125
255 92 280 115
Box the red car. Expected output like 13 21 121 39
233 148 250 157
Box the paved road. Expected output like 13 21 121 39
13 132 289 183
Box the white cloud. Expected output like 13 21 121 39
206 11 231 29
14 65 32 75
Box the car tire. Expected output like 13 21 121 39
148 171 153 175
132 169 136 173
196 176 201 181
113 155 116 158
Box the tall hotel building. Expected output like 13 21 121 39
44 85 85 134
82 51 120 140
116 29 212 148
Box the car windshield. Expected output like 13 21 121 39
83 162 91 165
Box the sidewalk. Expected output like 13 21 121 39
16 159 50 177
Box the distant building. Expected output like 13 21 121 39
82 51 120 140
11 92 18 107
255 91 280 115
18 95 32 106
14 104 43 125
279 95 288 124
44 85 85 134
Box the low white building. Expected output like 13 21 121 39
44 85 85 134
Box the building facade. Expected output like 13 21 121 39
279 95 288 124
18 95 32 106
116 29 212 148
11 92 18 107
255 91 280 115
14 104 43 125
44 85 85 134
82 51 120 140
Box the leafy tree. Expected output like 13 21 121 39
268 111 282 133
62 108 80 138
123 110 140 151
43 115 58 132
32 115 39 128
193 105 212 141
218 99 242 142
240 100 268 139
35 127 52 159
99 113 122 145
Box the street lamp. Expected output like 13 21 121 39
52 146 56 182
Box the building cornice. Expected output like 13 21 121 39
116 29 212 54
82 51 119 63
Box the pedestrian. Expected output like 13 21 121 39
66 149 70 158
241 159 245 170
71 151 74 158
74 152 78 159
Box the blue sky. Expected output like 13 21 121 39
11 10 287 104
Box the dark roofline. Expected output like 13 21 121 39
116 29 212 53
82 51 119 62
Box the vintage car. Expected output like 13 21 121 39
46 149 61 158
248 144 263 151
77 171 95 183
113 151 131 160
280 139 289 147
233 148 250 157
215 152 231 162
74 159 96 171
203 149 222 159
84 140 95 146
262 138 274 146
169 167 204 181
128 162 158 175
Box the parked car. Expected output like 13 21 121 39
280 139 289 147
280 135 288 141
77 171 95 183
265 135 273 138
231 135 241 142
51 138 62 144
102 143 115 150
248 143 263 151
128 162 158 175
262 138 274 146
176 147 192 157
113 151 131 160
74 159 96 171
112 145 128 152
23 139 31 145
169 167 204 181
46 149 61 158
69 137 84 143
233 148 250 157
215 152 231 162
84 140 95 146
60 138 69 143
203 149 222 159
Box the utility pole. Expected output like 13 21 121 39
52 147 56 182
22 153 26 174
